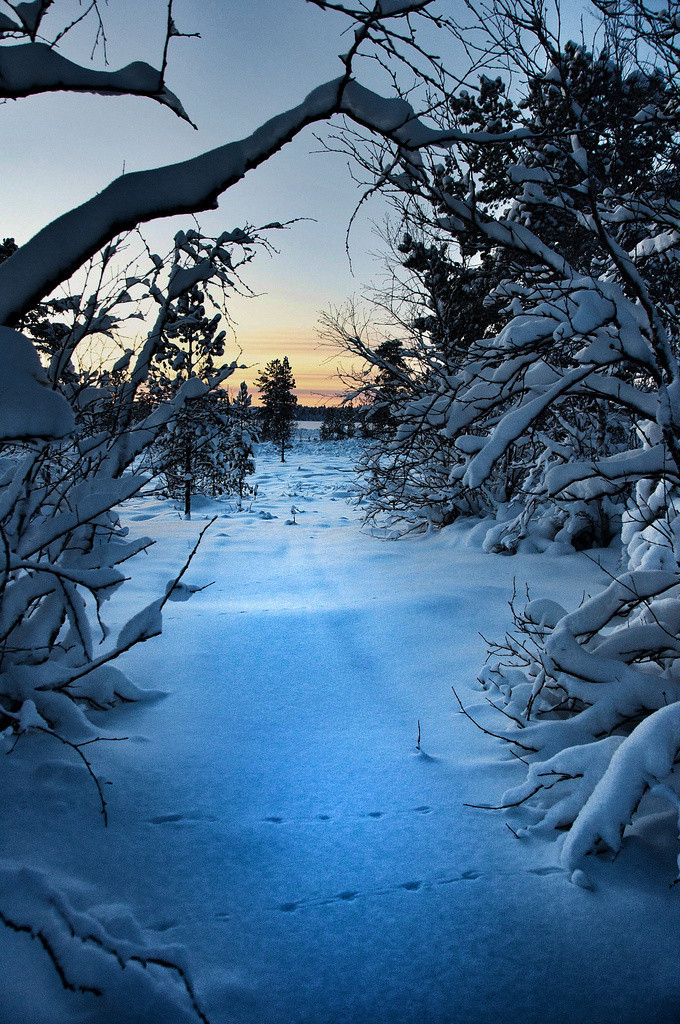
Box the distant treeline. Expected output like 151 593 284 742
294 404 356 422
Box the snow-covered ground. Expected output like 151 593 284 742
3 437 680 1024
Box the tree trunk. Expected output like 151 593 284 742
184 443 192 519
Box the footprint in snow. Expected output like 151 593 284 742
362 806 430 817
436 870 481 884
149 812 216 825
277 870 483 912
264 805 433 827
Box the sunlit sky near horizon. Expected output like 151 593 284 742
3 0 593 403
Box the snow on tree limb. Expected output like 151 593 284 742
0 42 191 121
0 76 533 327
0 76 349 325
0 326 74 439
543 445 678 498
463 365 595 490
561 702 680 870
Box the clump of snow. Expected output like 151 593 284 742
570 869 594 891
0 327 74 440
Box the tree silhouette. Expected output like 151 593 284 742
256 357 298 462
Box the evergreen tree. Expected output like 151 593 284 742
153 282 229 517
331 40 680 538
367 339 410 437
320 407 344 440
320 405 357 440
227 381 258 504
256 356 298 462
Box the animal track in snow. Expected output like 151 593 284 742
361 804 432 821
263 805 434 827
148 812 216 826
277 870 482 913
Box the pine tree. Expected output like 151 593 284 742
153 282 229 517
367 339 410 437
320 407 343 440
256 356 298 462
332 40 680 539
227 381 258 504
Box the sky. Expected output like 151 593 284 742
3 0 416 403
2 0 594 403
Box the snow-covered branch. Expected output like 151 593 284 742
0 42 191 119
0 74 538 328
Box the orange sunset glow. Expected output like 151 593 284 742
225 285 355 406
228 328 346 405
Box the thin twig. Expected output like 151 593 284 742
452 685 537 752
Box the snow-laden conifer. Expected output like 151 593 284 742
256 356 298 463
226 381 258 504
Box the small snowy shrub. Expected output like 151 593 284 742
473 438 680 882
0 221 266 748
477 473 680 877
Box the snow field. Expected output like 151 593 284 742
2 439 680 1023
